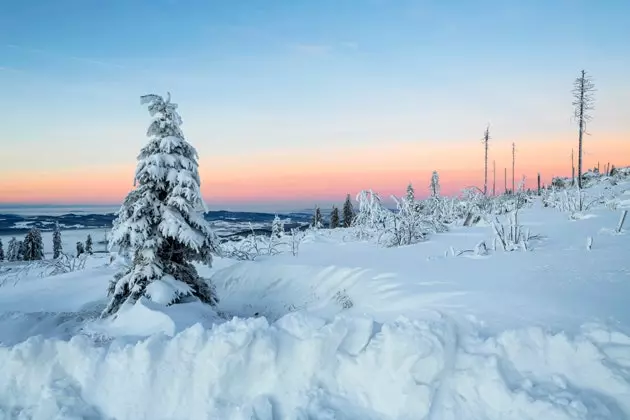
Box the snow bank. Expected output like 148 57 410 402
1 313 629 419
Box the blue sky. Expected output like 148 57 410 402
1 0 629 208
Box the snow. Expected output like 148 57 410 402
1 178 630 419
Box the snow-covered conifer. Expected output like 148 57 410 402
312 206 324 229
102 93 220 317
7 238 17 261
271 214 284 239
330 206 340 229
53 222 62 259
406 183 415 204
76 242 85 257
0 238 4 262
342 194 354 228
430 170 440 197
17 240 25 261
22 228 44 261
85 234 93 255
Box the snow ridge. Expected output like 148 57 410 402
1 313 629 419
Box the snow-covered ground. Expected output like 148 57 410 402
1 179 629 419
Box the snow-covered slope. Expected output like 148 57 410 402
1 179 629 419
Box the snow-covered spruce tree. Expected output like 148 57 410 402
0 238 4 262
76 241 85 257
17 240 25 261
7 238 17 261
53 222 62 259
405 183 415 204
22 228 44 261
312 206 323 229
102 93 220 317
330 206 340 229
271 214 284 239
342 194 354 228
430 170 440 197
85 234 93 255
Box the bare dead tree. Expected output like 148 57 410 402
512 142 516 194
572 70 595 189
482 125 490 195
504 167 507 194
492 160 496 196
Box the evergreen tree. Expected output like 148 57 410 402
330 206 340 229
0 238 4 262
85 234 93 255
271 214 284 239
103 93 220 317
430 170 440 197
7 238 17 261
17 240 25 261
22 228 44 261
406 183 415 204
312 206 323 229
53 222 63 259
76 241 85 257
342 194 354 228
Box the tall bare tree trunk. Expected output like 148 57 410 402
537 173 541 195
483 126 490 195
504 167 507 194
573 70 595 189
512 142 516 193
492 160 496 196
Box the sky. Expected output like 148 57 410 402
1 0 629 211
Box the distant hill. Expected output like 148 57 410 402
0 210 313 235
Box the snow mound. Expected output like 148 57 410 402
1 313 629 419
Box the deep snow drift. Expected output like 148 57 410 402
1 178 630 419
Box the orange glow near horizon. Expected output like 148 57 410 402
1 134 629 207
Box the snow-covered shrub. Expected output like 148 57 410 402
378 195 429 247
41 253 88 277
334 289 354 310
350 189 440 247
545 184 600 217
551 177 568 189
474 240 488 256
103 93 220 317
76 241 85 257
222 224 286 261
492 211 538 252
290 228 305 256
352 190 392 240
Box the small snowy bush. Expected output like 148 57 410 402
334 289 354 310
